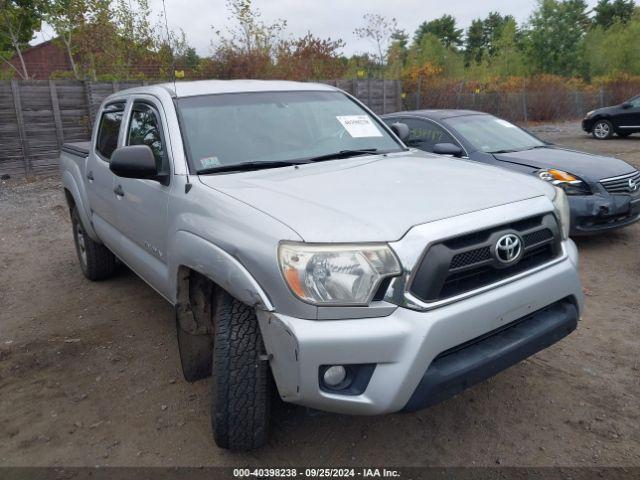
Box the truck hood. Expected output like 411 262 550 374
199 151 552 242
493 146 635 180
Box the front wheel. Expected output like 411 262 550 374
210 289 272 451
592 119 613 140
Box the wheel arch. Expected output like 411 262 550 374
170 231 274 320
61 170 100 241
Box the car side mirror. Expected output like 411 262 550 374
110 145 160 180
389 122 410 142
622 102 633 109
432 142 464 157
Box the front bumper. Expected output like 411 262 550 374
569 193 640 235
258 240 583 415
581 118 594 133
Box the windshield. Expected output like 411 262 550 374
177 91 403 172
444 115 545 153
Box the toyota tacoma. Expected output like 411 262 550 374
59 80 584 451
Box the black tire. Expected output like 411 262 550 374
617 131 632 137
70 206 116 280
210 289 271 451
592 119 613 140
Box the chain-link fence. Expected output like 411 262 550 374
404 84 638 123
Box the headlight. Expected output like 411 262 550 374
537 169 590 195
552 187 571 240
278 243 401 305
585 110 595 118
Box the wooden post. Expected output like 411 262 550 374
112 81 119 93
49 80 64 149
382 80 387 114
11 80 30 176
84 80 94 127
396 80 402 111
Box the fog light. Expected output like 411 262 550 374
323 365 347 387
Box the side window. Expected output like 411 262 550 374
127 102 168 173
403 118 457 152
629 96 640 108
96 102 125 160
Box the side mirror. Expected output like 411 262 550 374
389 122 410 142
110 145 159 179
622 102 633 109
432 142 464 157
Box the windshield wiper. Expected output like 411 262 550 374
303 148 383 163
196 160 309 175
488 149 519 154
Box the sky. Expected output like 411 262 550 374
33 0 601 56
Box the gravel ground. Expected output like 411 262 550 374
0 122 639 467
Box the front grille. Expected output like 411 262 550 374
409 214 561 303
600 171 640 194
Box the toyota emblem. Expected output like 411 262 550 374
495 233 523 264
628 178 638 192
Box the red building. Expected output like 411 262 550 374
4 40 73 79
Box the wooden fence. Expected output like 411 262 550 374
0 79 402 178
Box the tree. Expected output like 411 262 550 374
524 0 590 76
464 19 485 65
0 0 43 79
354 13 398 69
592 0 636 28
275 32 346 80
487 18 527 77
585 11 640 75
407 32 464 78
44 0 88 79
414 15 463 49
464 13 516 66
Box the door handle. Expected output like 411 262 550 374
86 171 94 181
113 185 125 197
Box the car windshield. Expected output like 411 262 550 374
444 115 545 153
177 91 403 172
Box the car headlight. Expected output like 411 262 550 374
552 187 571 240
278 243 401 305
585 110 595 118
537 169 590 195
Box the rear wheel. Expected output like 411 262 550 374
592 119 613 139
70 206 116 280
210 289 271 451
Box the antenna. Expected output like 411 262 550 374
161 0 176 94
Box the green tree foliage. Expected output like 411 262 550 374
487 19 528 77
585 11 640 75
592 0 636 28
407 32 464 78
464 12 516 66
414 15 463 49
0 0 43 78
523 0 590 76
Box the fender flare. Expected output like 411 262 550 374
170 230 274 312
61 170 100 241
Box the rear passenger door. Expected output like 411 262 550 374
86 101 125 245
111 97 172 295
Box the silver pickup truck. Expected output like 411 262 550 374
59 80 584 451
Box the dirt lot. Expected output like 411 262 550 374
0 122 639 467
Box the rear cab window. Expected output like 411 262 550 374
95 102 126 160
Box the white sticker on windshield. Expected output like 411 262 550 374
494 118 516 128
336 115 383 138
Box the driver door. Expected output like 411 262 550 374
111 97 172 297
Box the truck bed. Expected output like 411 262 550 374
61 142 91 157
